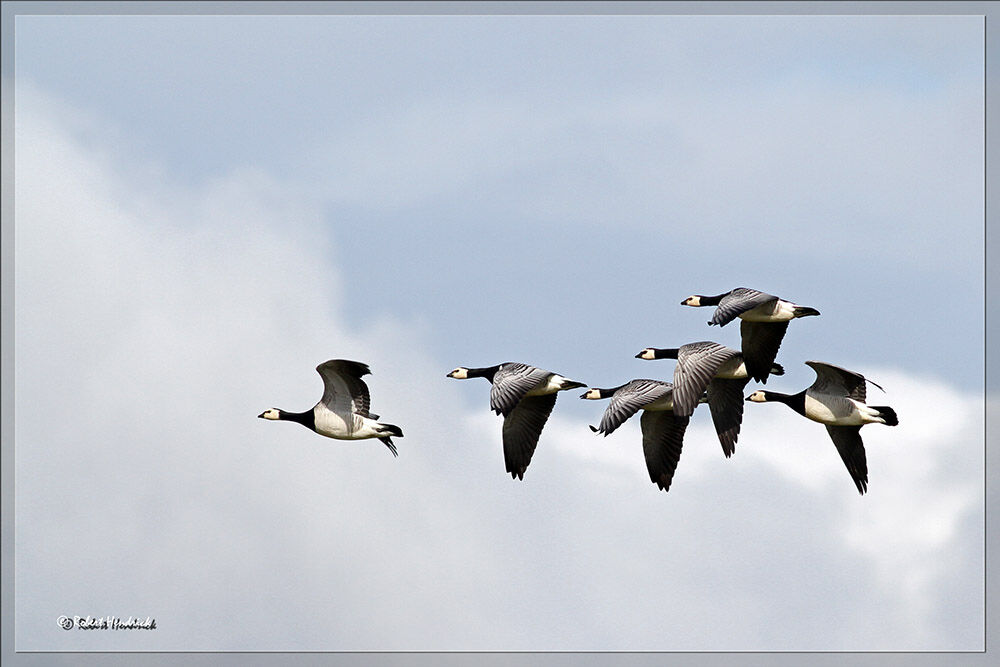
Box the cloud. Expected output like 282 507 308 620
14 82 983 652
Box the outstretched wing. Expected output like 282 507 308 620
825 425 869 495
316 359 372 416
710 288 777 326
501 393 558 480
672 342 741 417
640 411 690 492
490 363 552 417
706 378 748 458
740 320 789 384
595 380 673 436
806 361 875 403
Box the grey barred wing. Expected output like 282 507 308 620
316 359 373 416
711 288 777 326
597 380 673 436
490 363 552 417
672 342 741 417
806 361 870 403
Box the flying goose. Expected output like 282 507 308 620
258 359 402 456
635 341 784 457
680 287 819 383
581 379 692 492
447 362 586 479
746 361 898 495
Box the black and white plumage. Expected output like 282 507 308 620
635 341 784 457
680 287 820 383
447 362 586 480
581 379 692 492
258 359 403 456
746 361 899 495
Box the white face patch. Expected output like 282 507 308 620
747 391 767 403
448 368 469 379
683 295 700 307
638 349 656 360
582 388 602 400
259 408 281 420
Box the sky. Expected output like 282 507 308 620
9 9 987 657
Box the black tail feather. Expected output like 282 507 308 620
379 423 404 438
871 406 898 426
377 422 403 457
379 437 399 457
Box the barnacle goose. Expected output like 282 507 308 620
746 361 898 495
581 379 692 492
635 341 783 457
447 362 586 479
258 359 403 456
681 287 819 383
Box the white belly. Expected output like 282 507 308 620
715 356 749 380
739 300 796 323
641 395 676 412
524 374 563 396
803 394 871 426
313 405 380 440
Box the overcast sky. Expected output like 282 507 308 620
11 11 985 654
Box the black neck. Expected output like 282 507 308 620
765 390 807 417
467 365 502 382
594 385 627 398
280 409 316 431
699 293 728 306
649 348 679 360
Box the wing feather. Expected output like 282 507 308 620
501 393 558 480
490 363 552 416
316 359 373 416
595 380 673 436
640 411 690 492
706 378 748 457
825 425 869 495
740 320 788 384
806 361 870 402
672 342 740 417
710 288 777 326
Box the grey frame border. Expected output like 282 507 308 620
1 1 994 666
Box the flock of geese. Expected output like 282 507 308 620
259 287 899 495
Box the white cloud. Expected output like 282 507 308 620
549 369 985 650
14 83 984 652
